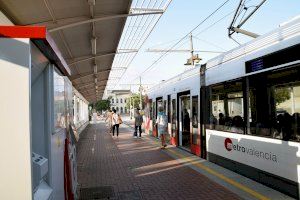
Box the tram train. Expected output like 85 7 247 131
145 16 300 198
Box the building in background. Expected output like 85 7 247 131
108 90 131 114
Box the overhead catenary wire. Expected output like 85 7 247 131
107 0 155 86
116 0 150 68
109 0 172 90
117 3 163 76
117 0 161 73
193 36 227 51
104 0 172 95
129 0 231 83
134 6 237 84
120 0 166 68
112 0 167 68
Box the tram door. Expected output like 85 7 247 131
200 87 207 159
179 95 191 149
170 98 178 145
155 97 163 137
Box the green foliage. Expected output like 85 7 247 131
275 87 291 105
95 99 110 112
125 93 145 109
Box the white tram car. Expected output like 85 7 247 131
145 16 300 198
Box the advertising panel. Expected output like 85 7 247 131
206 130 300 183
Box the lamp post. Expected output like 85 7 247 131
139 76 142 110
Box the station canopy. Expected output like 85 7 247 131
0 0 170 102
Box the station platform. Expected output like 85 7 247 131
76 119 294 200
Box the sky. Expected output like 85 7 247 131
117 0 300 92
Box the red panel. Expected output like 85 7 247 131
170 137 177 146
0 26 46 39
191 144 200 156
153 125 157 137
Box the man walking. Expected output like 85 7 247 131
134 109 143 138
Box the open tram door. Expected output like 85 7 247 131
178 92 191 150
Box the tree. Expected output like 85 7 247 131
125 93 145 109
275 87 290 105
95 99 110 112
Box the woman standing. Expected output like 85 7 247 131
156 106 168 148
112 109 122 137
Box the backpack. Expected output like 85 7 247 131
159 114 168 128
118 114 123 124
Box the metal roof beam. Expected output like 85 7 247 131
71 67 126 81
74 80 106 88
130 8 165 13
79 87 104 93
146 49 224 53
71 70 110 81
67 50 137 66
48 11 164 32
76 82 106 90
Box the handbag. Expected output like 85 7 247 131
118 114 123 124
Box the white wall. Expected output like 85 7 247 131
0 38 32 199
73 88 89 129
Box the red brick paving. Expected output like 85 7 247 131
77 122 241 200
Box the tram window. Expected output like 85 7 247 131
157 99 163 111
149 99 153 119
248 67 300 142
208 81 244 134
192 96 199 145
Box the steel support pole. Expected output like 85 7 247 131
139 76 142 110
190 33 194 66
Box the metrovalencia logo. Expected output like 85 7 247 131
224 138 278 162
224 138 233 151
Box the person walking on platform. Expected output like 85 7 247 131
105 109 113 133
134 109 143 138
156 106 168 149
112 109 122 137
